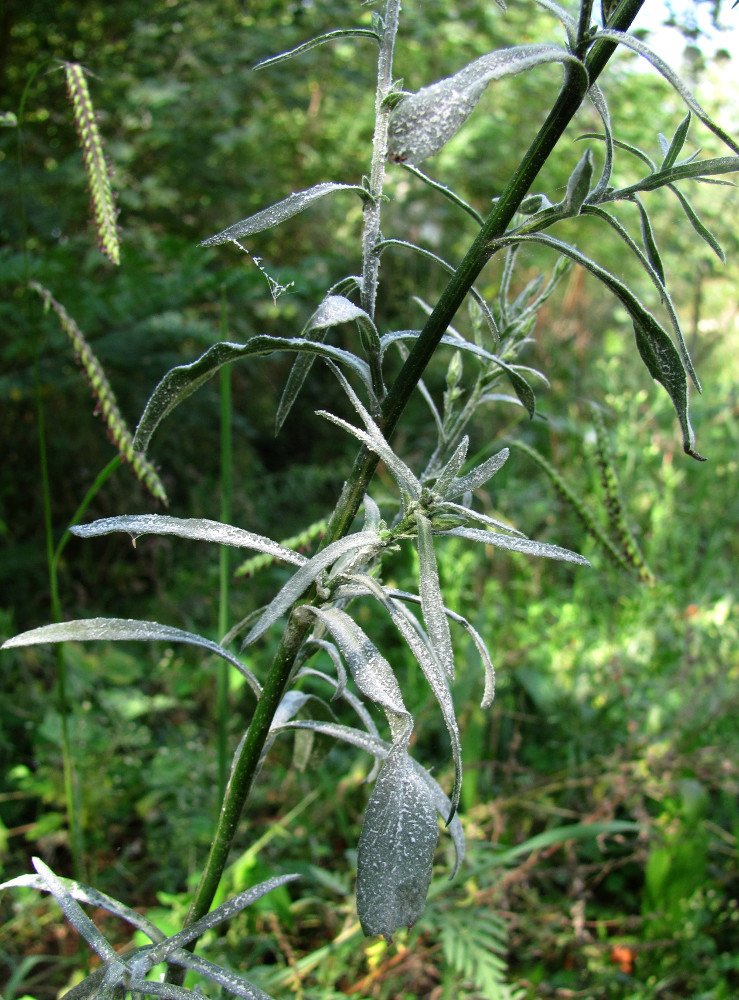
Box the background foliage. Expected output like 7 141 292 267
1 1 738 998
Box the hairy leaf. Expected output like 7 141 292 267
438 526 590 565
2 618 262 697
415 511 455 680
387 45 584 163
71 515 307 567
356 748 439 941
133 337 372 455
300 605 412 746
253 28 380 71
243 532 381 647
668 184 725 261
200 183 365 245
660 111 692 171
444 448 509 499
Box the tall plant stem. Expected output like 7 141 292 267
177 0 645 945
217 290 233 802
361 0 401 319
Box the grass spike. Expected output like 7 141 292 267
31 282 167 504
63 61 120 265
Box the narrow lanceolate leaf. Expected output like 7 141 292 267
438 526 590 565
444 448 509 499
33 859 118 963
200 183 365 246
356 748 439 941
503 234 702 456
71 515 307 566
276 295 382 433
432 437 469 499
63 62 119 265
132 337 372 455
300 605 412 747
243 532 381 647
563 149 593 214
31 283 167 504
634 196 665 285
274 719 466 874
387 45 584 163
253 28 380 71
595 31 739 157
585 85 614 201
660 112 692 171
356 573 462 820
2 618 262 698
668 184 725 261
633 315 703 460
415 512 455 681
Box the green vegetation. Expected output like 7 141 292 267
1 1 738 998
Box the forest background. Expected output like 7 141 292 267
1 1 738 998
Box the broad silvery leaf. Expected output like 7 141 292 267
2 618 263 697
415 511 455 681
439 526 590 565
71 515 307 567
133 337 372 456
274 719 466 874
276 295 382 433
200 182 365 245
243 532 381 647
299 604 412 747
388 45 584 163
356 747 439 941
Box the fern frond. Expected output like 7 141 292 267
63 61 120 265
441 909 522 999
32 282 167 504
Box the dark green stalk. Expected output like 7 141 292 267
176 0 645 947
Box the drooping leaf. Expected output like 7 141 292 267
33 858 118 963
584 85 614 201
415 512 455 680
356 748 439 941
200 183 366 246
438 525 590 565
132 337 372 455
243 532 381 647
633 195 665 285
2 618 262 697
387 45 584 163
596 30 739 156
633 315 704 460
253 28 380 71
299 604 412 746
71 515 307 567
354 573 462 819
668 184 725 261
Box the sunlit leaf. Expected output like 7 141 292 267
444 448 509 499
415 511 455 680
438 525 590 565
387 45 584 163
660 111 691 170
253 28 380 71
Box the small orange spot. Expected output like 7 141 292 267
610 944 634 973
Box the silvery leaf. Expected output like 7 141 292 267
660 112 692 171
563 149 593 214
438 526 590 565
243 532 381 646
668 184 725 261
432 437 469 498
388 45 584 163
385 589 496 710
71 515 307 567
2 618 262 698
33 858 118 963
584 84 614 202
275 720 465 873
276 295 382 433
200 182 365 245
133 337 372 456
253 28 380 71
300 605 412 747
362 494 382 534
354 573 462 819
356 748 439 941
415 512 455 681
441 500 525 536
444 448 509 499
634 195 665 285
